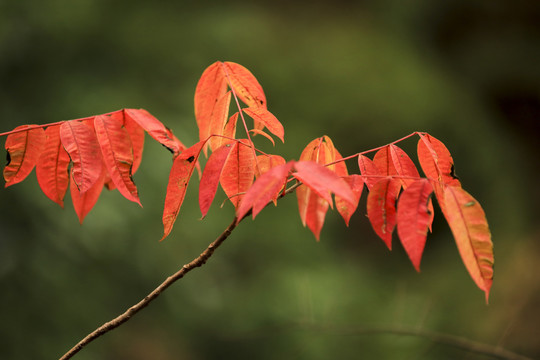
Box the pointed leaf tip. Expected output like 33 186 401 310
366 178 401 249
161 140 206 241
442 186 493 300
4 125 46 187
60 120 103 193
199 142 236 218
397 179 433 271
94 115 141 206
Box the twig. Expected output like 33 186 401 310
294 323 534 360
59 216 240 360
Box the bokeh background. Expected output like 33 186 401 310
1 1 539 359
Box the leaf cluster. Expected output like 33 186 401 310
1 61 494 301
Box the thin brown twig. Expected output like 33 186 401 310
59 183 299 360
59 216 239 360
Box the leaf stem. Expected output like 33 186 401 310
0 110 122 138
219 62 262 177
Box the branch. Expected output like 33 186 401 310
224 322 533 360
297 323 534 360
59 165 300 359
59 216 239 360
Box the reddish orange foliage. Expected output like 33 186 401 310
0 61 494 301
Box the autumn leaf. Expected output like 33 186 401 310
208 91 232 152
257 154 286 175
70 166 105 224
124 108 182 156
162 140 206 241
60 120 103 193
336 175 364 226
397 179 433 271
3 125 46 187
236 161 294 222
358 154 382 190
443 185 494 302
242 107 284 143
199 142 236 218
36 125 70 207
366 178 401 249
94 114 141 206
219 140 255 209
123 111 145 175
249 129 275 146
221 61 266 109
417 134 460 187
194 62 228 143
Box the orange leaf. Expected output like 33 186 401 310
293 161 355 207
249 129 275 146
60 120 103 193
336 175 364 226
199 142 236 218
295 136 337 240
208 91 232 152
358 154 381 190
123 111 145 175
242 107 284 143
194 62 228 143
257 154 286 175
124 108 182 156
366 178 401 249
70 166 105 224
222 61 266 109
3 125 46 187
443 186 494 302
397 179 433 271
219 140 255 209
94 115 141 206
161 140 206 241
418 133 461 214
36 126 70 207
236 161 294 222
417 134 460 186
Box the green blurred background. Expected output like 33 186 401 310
1 1 539 359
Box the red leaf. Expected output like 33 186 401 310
397 179 433 271
295 136 338 240
36 126 70 207
194 62 228 143
257 154 286 175
199 142 236 218
70 166 105 224
358 154 382 190
161 140 206 241
293 161 356 208
124 108 181 156
60 120 103 193
123 111 145 175
94 115 141 206
219 140 255 209
442 186 494 302
242 107 284 143
373 146 395 176
208 91 232 152
222 61 266 109
417 133 461 187
3 125 46 187
366 178 401 249
336 175 364 226
223 112 238 141
389 145 420 188
250 129 275 146
236 161 294 222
